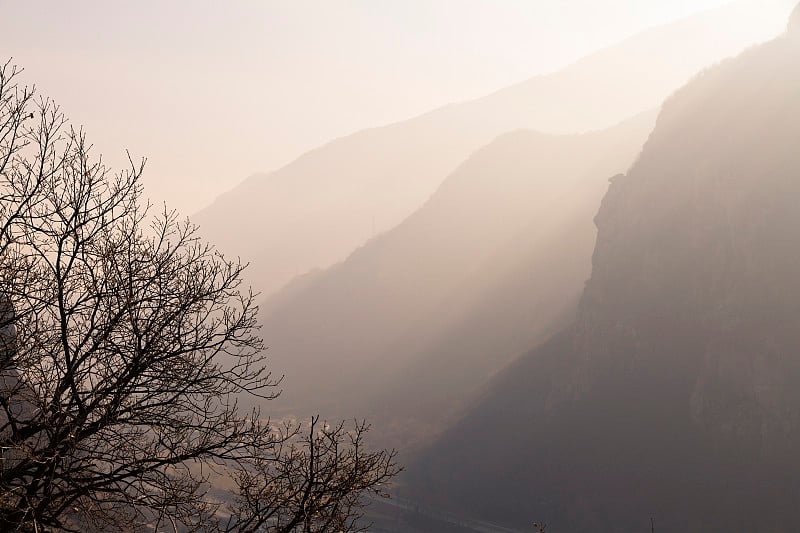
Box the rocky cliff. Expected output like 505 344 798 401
408 15 800 533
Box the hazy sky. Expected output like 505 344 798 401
1 0 757 214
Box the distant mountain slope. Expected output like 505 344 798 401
256 111 656 451
409 16 800 533
193 0 791 297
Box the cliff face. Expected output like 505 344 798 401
576 33 800 457
409 24 800 533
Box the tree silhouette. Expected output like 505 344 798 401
0 60 398 532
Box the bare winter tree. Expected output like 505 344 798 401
0 60 399 532
230 417 397 533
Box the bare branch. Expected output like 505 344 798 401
0 59 400 532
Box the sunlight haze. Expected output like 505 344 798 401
5 1 800 531
1 0 781 213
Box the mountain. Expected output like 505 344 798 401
256 111 656 451
407 15 800 533
192 1 791 297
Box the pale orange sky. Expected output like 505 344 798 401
2 0 793 214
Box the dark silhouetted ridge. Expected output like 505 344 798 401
408 20 800 533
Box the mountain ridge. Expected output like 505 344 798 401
407 19 800 533
255 111 657 454
192 0 791 297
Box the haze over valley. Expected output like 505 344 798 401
4 1 800 531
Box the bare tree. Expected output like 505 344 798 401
0 60 399 532
230 417 398 533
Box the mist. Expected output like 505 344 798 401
4 1 800 531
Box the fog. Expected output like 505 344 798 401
194 0 793 297
6 1 800 531
2 0 789 214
